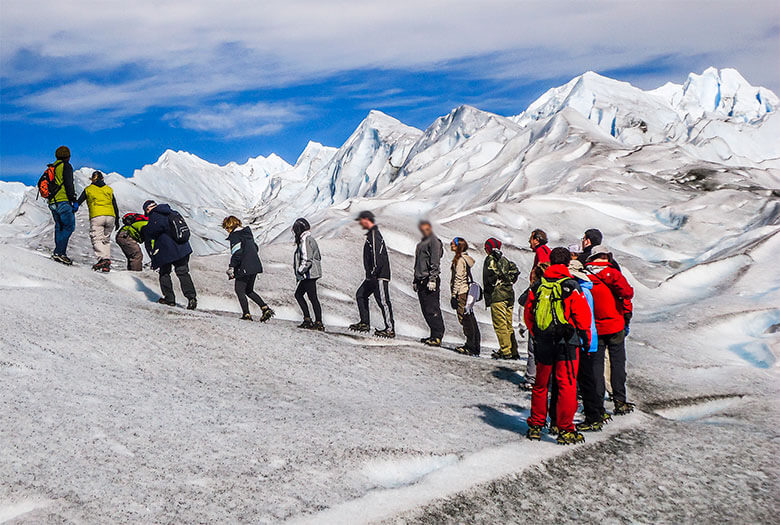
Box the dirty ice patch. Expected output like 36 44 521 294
361 455 458 490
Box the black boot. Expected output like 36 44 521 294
298 318 314 329
349 322 370 333
260 306 275 322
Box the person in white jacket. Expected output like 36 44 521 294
449 237 481 355
292 218 324 331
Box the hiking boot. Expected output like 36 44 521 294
298 318 314 329
576 420 603 432
158 297 176 306
420 337 431 344
186 298 198 311
526 425 543 441
614 400 635 415
374 328 396 339
260 306 275 322
349 322 370 333
312 321 325 332
491 351 514 360
52 254 73 266
424 338 442 347
557 431 585 445
240 313 253 321
548 425 560 436
601 412 613 424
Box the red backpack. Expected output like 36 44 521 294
122 213 148 226
36 162 62 200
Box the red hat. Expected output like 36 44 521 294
484 238 502 253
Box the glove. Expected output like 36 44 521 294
450 296 459 310
427 280 437 292
624 312 632 335
71 202 79 212
226 267 235 280
412 281 418 292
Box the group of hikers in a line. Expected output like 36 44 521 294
40 146 635 445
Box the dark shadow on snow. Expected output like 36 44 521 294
474 404 529 434
133 277 160 302
491 366 526 386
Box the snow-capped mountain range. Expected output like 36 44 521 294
1 67 777 256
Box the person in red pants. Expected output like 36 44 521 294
522 247 592 445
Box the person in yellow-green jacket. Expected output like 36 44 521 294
48 146 78 265
77 170 120 272
116 213 147 271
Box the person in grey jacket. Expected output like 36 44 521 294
414 220 445 346
292 218 324 331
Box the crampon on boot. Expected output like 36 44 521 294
557 430 585 445
576 420 603 432
601 412 613 424
374 328 395 339
548 425 560 436
424 338 442 347
240 313 253 321
298 318 314 329
614 401 636 415
260 306 275 322
348 322 370 333
526 425 543 441
312 321 325 332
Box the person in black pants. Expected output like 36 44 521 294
222 216 274 322
292 218 324 331
349 211 395 338
414 220 445 346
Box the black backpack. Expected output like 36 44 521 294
168 211 190 244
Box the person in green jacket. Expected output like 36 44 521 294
116 213 147 271
483 237 520 360
47 146 78 265
77 171 120 272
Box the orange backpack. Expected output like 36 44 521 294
37 162 61 200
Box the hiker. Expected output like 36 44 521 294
586 245 635 415
349 211 395 338
292 218 324 331
529 229 551 270
116 213 148 271
483 238 520 360
222 216 274 322
142 200 197 310
76 171 119 272
567 259 604 431
580 228 602 263
450 237 481 356
524 247 592 445
45 146 78 265
517 262 549 390
414 220 445 347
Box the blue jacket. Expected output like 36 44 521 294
576 278 599 352
143 204 193 268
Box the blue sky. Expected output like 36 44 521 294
2 1 778 184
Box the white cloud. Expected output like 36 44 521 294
165 102 307 138
1 0 778 131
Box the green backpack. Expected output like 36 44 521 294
533 277 573 340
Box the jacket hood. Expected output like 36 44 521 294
151 203 173 215
543 264 573 280
92 180 106 188
462 253 475 267
228 226 254 242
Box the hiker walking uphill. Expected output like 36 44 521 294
142 200 198 310
223 216 274 322
414 220 445 347
76 171 119 272
450 237 481 356
483 238 520 360
292 218 324 331
116 213 147 271
41 146 78 265
524 247 592 446
350 211 395 338
586 245 635 415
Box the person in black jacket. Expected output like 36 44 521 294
223 216 275 322
349 211 395 338
142 200 197 310
414 220 445 346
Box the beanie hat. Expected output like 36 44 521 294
584 228 603 246
484 238 502 254
55 146 71 160
142 200 157 214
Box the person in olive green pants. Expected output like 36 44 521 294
483 237 521 360
77 170 119 272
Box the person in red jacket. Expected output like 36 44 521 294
524 247 592 445
586 244 635 415
529 229 551 270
